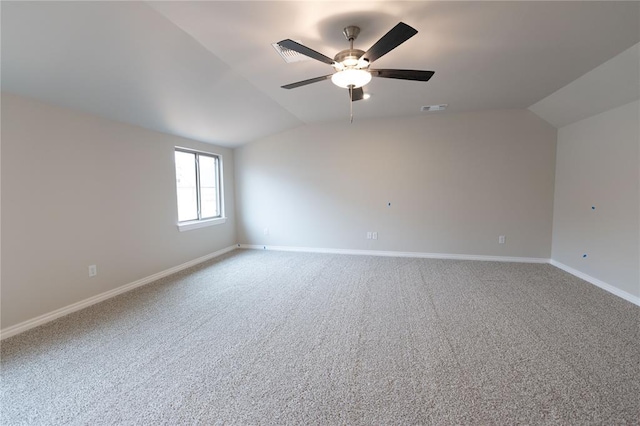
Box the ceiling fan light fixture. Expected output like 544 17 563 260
331 69 372 89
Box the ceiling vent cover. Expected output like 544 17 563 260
421 104 448 112
272 42 311 63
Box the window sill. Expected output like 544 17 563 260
177 217 226 232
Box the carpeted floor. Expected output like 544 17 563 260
1 249 639 425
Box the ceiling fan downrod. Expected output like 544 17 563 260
343 26 360 49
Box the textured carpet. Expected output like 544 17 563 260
1 249 639 425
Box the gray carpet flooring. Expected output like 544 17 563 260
1 249 639 425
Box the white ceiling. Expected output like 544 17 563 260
2 1 639 147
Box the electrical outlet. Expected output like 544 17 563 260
88 265 97 277
264 227 269 235
372 232 378 240
366 232 372 239
498 235 506 244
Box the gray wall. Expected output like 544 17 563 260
552 100 640 297
235 109 557 258
1 93 236 328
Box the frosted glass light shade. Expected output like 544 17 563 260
331 69 372 88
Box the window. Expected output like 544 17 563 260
174 148 225 231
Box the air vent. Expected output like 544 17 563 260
421 104 448 112
271 41 311 63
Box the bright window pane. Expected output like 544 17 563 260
175 151 198 222
200 188 218 218
199 155 218 218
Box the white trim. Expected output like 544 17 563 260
175 145 223 158
0 245 237 340
238 244 549 264
6 245 634 340
178 217 226 232
550 260 640 307
240 245 639 305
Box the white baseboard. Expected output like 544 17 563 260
0 245 237 340
238 244 550 264
5 245 633 340
550 260 640 307
242 245 638 306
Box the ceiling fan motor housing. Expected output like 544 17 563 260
335 26 368 69
334 49 367 68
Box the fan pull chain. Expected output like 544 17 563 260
349 85 353 124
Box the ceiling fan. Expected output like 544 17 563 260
277 22 435 104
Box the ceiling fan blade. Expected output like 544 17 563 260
349 87 364 101
370 69 435 82
281 74 333 89
277 39 335 65
361 22 418 64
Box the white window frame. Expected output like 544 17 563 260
174 147 226 232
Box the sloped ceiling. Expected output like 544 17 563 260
529 43 640 128
2 1 639 147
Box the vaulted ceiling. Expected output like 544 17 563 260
2 1 639 147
